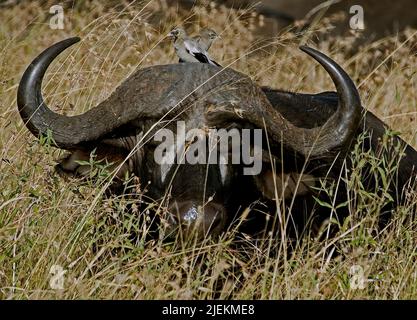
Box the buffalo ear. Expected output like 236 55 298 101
254 168 316 201
56 149 90 175
55 144 133 187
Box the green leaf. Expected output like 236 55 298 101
313 196 334 210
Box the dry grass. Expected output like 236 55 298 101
0 0 416 299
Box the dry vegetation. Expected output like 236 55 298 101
0 0 416 299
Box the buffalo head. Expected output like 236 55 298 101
17 37 363 240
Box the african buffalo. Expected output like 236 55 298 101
17 37 417 240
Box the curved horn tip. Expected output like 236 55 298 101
298 45 359 94
299 45 311 52
17 36 82 147
298 45 362 154
63 36 81 45
49 36 81 50
300 46 335 64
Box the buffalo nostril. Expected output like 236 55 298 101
205 208 222 229
167 201 227 239
202 204 227 235
183 205 199 224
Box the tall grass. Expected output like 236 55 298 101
0 0 416 299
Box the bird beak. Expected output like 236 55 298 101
167 30 177 38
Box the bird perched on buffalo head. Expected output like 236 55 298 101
168 27 221 67
193 28 220 52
